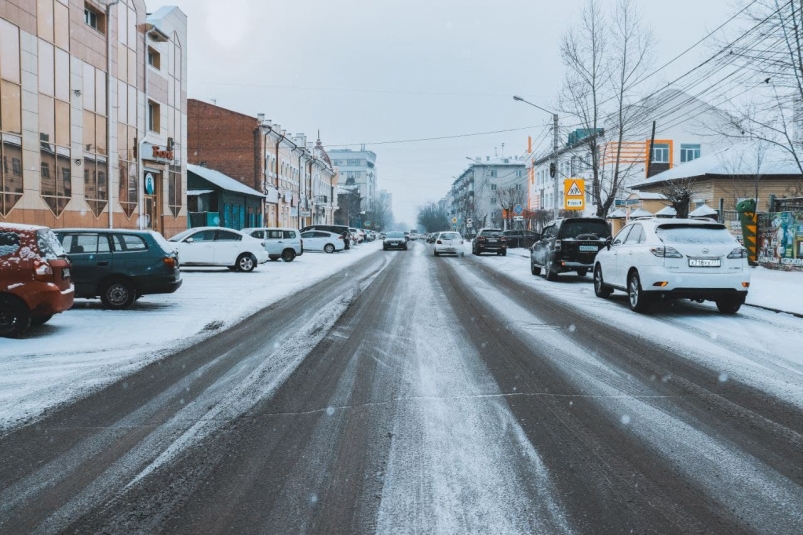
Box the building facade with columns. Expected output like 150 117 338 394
0 0 188 236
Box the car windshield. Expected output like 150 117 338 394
169 229 194 242
561 220 610 239
36 230 67 259
386 232 404 238
656 224 736 244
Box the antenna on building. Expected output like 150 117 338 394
501 142 505 157
210 98 217 105
494 146 498 157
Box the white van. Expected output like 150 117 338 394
242 227 303 262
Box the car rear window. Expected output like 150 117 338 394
440 232 461 240
386 232 404 238
656 224 736 244
0 231 21 257
113 234 148 252
481 229 503 237
560 220 610 239
283 231 297 239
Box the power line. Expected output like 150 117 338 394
328 125 546 148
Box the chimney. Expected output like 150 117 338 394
257 113 265 123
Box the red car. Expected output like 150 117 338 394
1 223 74 337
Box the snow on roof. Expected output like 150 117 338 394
629 208 654 217
629 191 667 200
640 142 802 186
608 209 627 218
655 205 677 217
689 204 718 217
187 164 265 198
187 189 215 196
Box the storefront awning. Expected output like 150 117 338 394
188 164 266 199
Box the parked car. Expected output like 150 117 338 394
383 231 408 250
472 228 507 256
531 217 611 280
433 231 464 256
242 227 303 262
300 230 346 253
503 229 541 249
1 223 74 337
349 228 364 244
404 232 411 242
593 218 750 314
300 225 351 249
168 227 269 272
54 229 182 310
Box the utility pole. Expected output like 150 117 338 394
552 113 559 218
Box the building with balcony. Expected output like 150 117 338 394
329 148 378 211
0 0 188 237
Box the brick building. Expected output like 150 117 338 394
187 99 338 228
0 0 188 237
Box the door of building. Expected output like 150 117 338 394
143 171 162 233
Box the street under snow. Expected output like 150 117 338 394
1 241 802 534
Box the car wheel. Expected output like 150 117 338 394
501 249 507 257
101 278 137 310
30 314 53 327
383 246 388 251
324 244 336 253
281 249 296 262
531 261 541 276
434 249 439 257
0 295 31 338
545 257 558 281
628 271 651 313
269 255 280 262
716 297 742 314
594 265 612 298
236 254 256 272
577 269 588 277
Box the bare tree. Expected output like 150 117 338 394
661 177 698 218
559 0 654 217
497 185 527 229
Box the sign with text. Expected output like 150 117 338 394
564 179 585 211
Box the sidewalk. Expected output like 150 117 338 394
505 248 803 317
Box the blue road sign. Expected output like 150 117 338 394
513 204 524 216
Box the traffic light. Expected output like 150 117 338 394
549 162 556 178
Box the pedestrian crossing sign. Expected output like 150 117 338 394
564 179 585 211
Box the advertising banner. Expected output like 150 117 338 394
757 211 803 268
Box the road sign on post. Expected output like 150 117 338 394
564 178 585 211
466 218 473 227
452 217 458 224
513 204 524 216
364 221 371 227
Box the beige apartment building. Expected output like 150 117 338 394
0 0 187 237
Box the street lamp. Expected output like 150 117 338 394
513 95 560 218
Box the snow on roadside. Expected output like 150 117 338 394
0 243 382 430
745 266 803 315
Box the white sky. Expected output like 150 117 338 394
148 0 741 226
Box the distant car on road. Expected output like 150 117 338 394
242 227 303 262
169 227 269 272
531 217 611 280
54 229 182 310
433 231 464 256
0 223 73 337
383 231 408 250
300 230 346 253
593 218 750 314
472 228 507 256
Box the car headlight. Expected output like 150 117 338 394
727 247 748 259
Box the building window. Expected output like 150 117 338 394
148 100 160 132
651 143 670 163
147 47 160 69
491 197 497 204
0 20 23 216
490 170 498 177
490 184 497 190
168 164 182 218
516 169 523 177
84 4 105 33
81 63 108 217
680 144 701 163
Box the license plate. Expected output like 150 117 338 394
390 241 398 245
62 268 70 278
488 239 497 243
689 258 721 267
579 245 598 252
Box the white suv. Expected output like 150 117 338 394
242 227 303 262
593 218 750 314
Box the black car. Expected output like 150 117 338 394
472 228 507 256
503 229 541 249
54 229 182 309
530 217 611 280
300 225 351 249
383 231 408 250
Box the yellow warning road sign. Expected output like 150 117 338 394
564 179 585 211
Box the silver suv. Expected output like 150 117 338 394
242 228 303 262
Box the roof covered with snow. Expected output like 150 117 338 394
188 164 265 198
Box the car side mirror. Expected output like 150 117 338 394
185 237 194 243
605 236 612 250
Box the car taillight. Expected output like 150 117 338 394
650 246 683 258
727 247 748 259
163 257 176 268
554 239 561 250
35 263 54 282
477 236 485 241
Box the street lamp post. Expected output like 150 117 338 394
513 96 560 218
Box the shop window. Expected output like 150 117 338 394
0 20 23 215
118 159 138 218
168 164 182 218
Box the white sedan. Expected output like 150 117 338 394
593 218 750 314
433 231 465 256
300 230 346 253
169 227 270 272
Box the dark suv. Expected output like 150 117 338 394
530 218 611 280
54 229 182 309
300 225 351 249
472 228 507 256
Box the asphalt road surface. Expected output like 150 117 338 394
2 242 802 534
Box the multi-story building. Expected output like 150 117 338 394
527 89 735 220
449 154 527 232
187 99 338 228
329 148 378 210
0 0 188 237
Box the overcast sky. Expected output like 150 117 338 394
148 0 740 226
